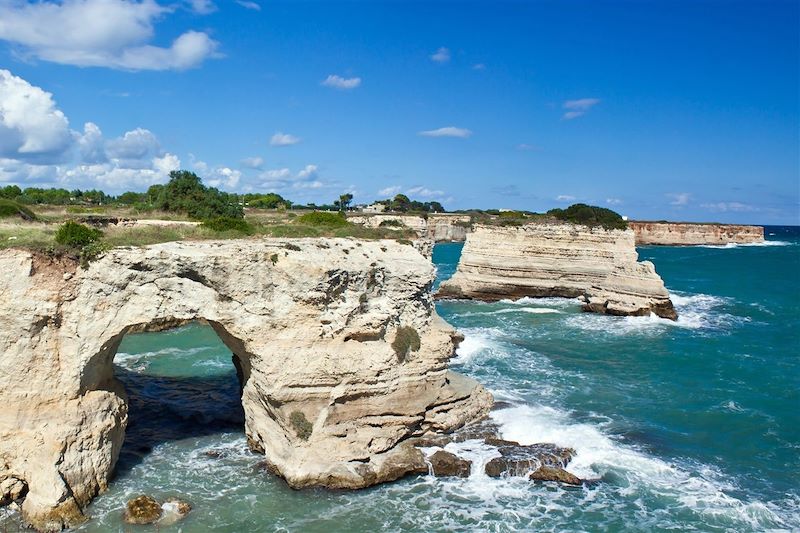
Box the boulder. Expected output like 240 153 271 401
429 450 472 477
484 442 576 478
123 495 162 525
159 497 192 526
529 466 582 486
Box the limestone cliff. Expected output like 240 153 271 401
630 221 764 245
348 214 471 242
0 238 491 531
437 224 676 319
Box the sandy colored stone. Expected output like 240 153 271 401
437 223 677 319
348 214 471 242
0 237 492 531
123 495 162 525
629 221 764 245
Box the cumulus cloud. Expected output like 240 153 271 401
606 197 622 205
321 75 361 90
205 166 241 189
430 47 451 63
418 126 472 138
240 156 264 169
258 164 326 192
0 70 179 190
0 69 72 163
700 201 758 212
668 192 691 206
556 194 576 202
236 0 261 9
406 186 445 198
186 0 215 14
0 0 218 71
562 98 600 120
297 164 318 180
270 132 301 146
378 185 401 197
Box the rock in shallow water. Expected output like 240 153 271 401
159 497 192 526
428 450 472 477
529 466 582 486
123 495 162 525
484 441 576 478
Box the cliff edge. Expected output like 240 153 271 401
630 221 764 246
437 224 677 319
0 238 492 531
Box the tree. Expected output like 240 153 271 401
391 194 410 212
0 185 21 200
117 191 145 205
334 193 354 213
154 170 244 219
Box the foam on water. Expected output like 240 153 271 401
697 240 792 248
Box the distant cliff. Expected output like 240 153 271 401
437 223 676 319
630 221 764 246
348 214 470 242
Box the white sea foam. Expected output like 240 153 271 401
697 240 792 248
453 328 505 363
501 296 581 309
489 404 793 529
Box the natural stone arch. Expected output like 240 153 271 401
0 239 492 531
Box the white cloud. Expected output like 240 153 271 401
270 132 301 146
430 47 451 63
517 143 541 151
562 98 600 120
606 197 622 205
700 201 758 212
206 166 240 189
187 0 215 14
0 1 218 71
261 168 291 180
472 63 486 70
0 70 180 191
556 195 576 202
668 192 691 206
418 126 472 138
297 164 318 180
322 75 361 90
240 156 264 169
259 164 330 193
378 185 401 197
236 0 261 10
407 186 445 199
0 69 72 163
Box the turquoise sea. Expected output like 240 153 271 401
3 227 799 532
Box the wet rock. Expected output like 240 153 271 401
429 450 472 477
529 466 581 486
159 497 192 525
123 495 162 525
484 443 576 478
490 401 515 411
0 477 27 505
204 449 224 459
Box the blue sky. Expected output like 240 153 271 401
0 0 797 224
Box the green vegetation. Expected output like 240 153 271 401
548 203 627 230
378 219 405 228
242 192 291 209
201 217 254 234
55 221 103 247
373 194 445 214
297 211 348 227
0 199 36 220
391 326 421 362
153 171 243 220
334 193 353 213
289 410 313 440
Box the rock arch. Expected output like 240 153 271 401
0 239 492 531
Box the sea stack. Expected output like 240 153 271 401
437 223 677 319
0 238 492 531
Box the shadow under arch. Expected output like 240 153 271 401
101 319 254 480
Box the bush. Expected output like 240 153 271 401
297 211 348 227
378 219 405 228
548 203 627 230
201 217 253 234
154 171 244 220
55 221 103 247
0 199 36 220
391 326 421 362
289 410 313 440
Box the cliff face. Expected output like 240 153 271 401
437 224 676 319
0 239 491 531
348 214 470 242
630 221 764 245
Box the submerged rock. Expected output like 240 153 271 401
484 442 576 479
428 450 472 477
159 497 192 526
529 466 582 486
123 495 162 525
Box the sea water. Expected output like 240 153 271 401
3 226 798 532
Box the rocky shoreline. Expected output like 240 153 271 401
437 223 677 319
629 221 764 245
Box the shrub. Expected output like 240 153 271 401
297 211 348 227
378 219 405 228
0 199 36 220
548 203 627 230
154 171 244 220
55 221 103 247
289 410 313 440
391 326 421 362
201 217 253 234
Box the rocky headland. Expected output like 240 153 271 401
348 214 471 242
629 221 764 245
437 223 677 319
0 238 493 531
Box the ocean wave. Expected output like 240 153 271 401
500 296 582 308
453 328 506 363
697 240 792 248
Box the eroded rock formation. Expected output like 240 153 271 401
0 238 492 531
348 214 471 242
437 224 677 319
630 221 764 245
